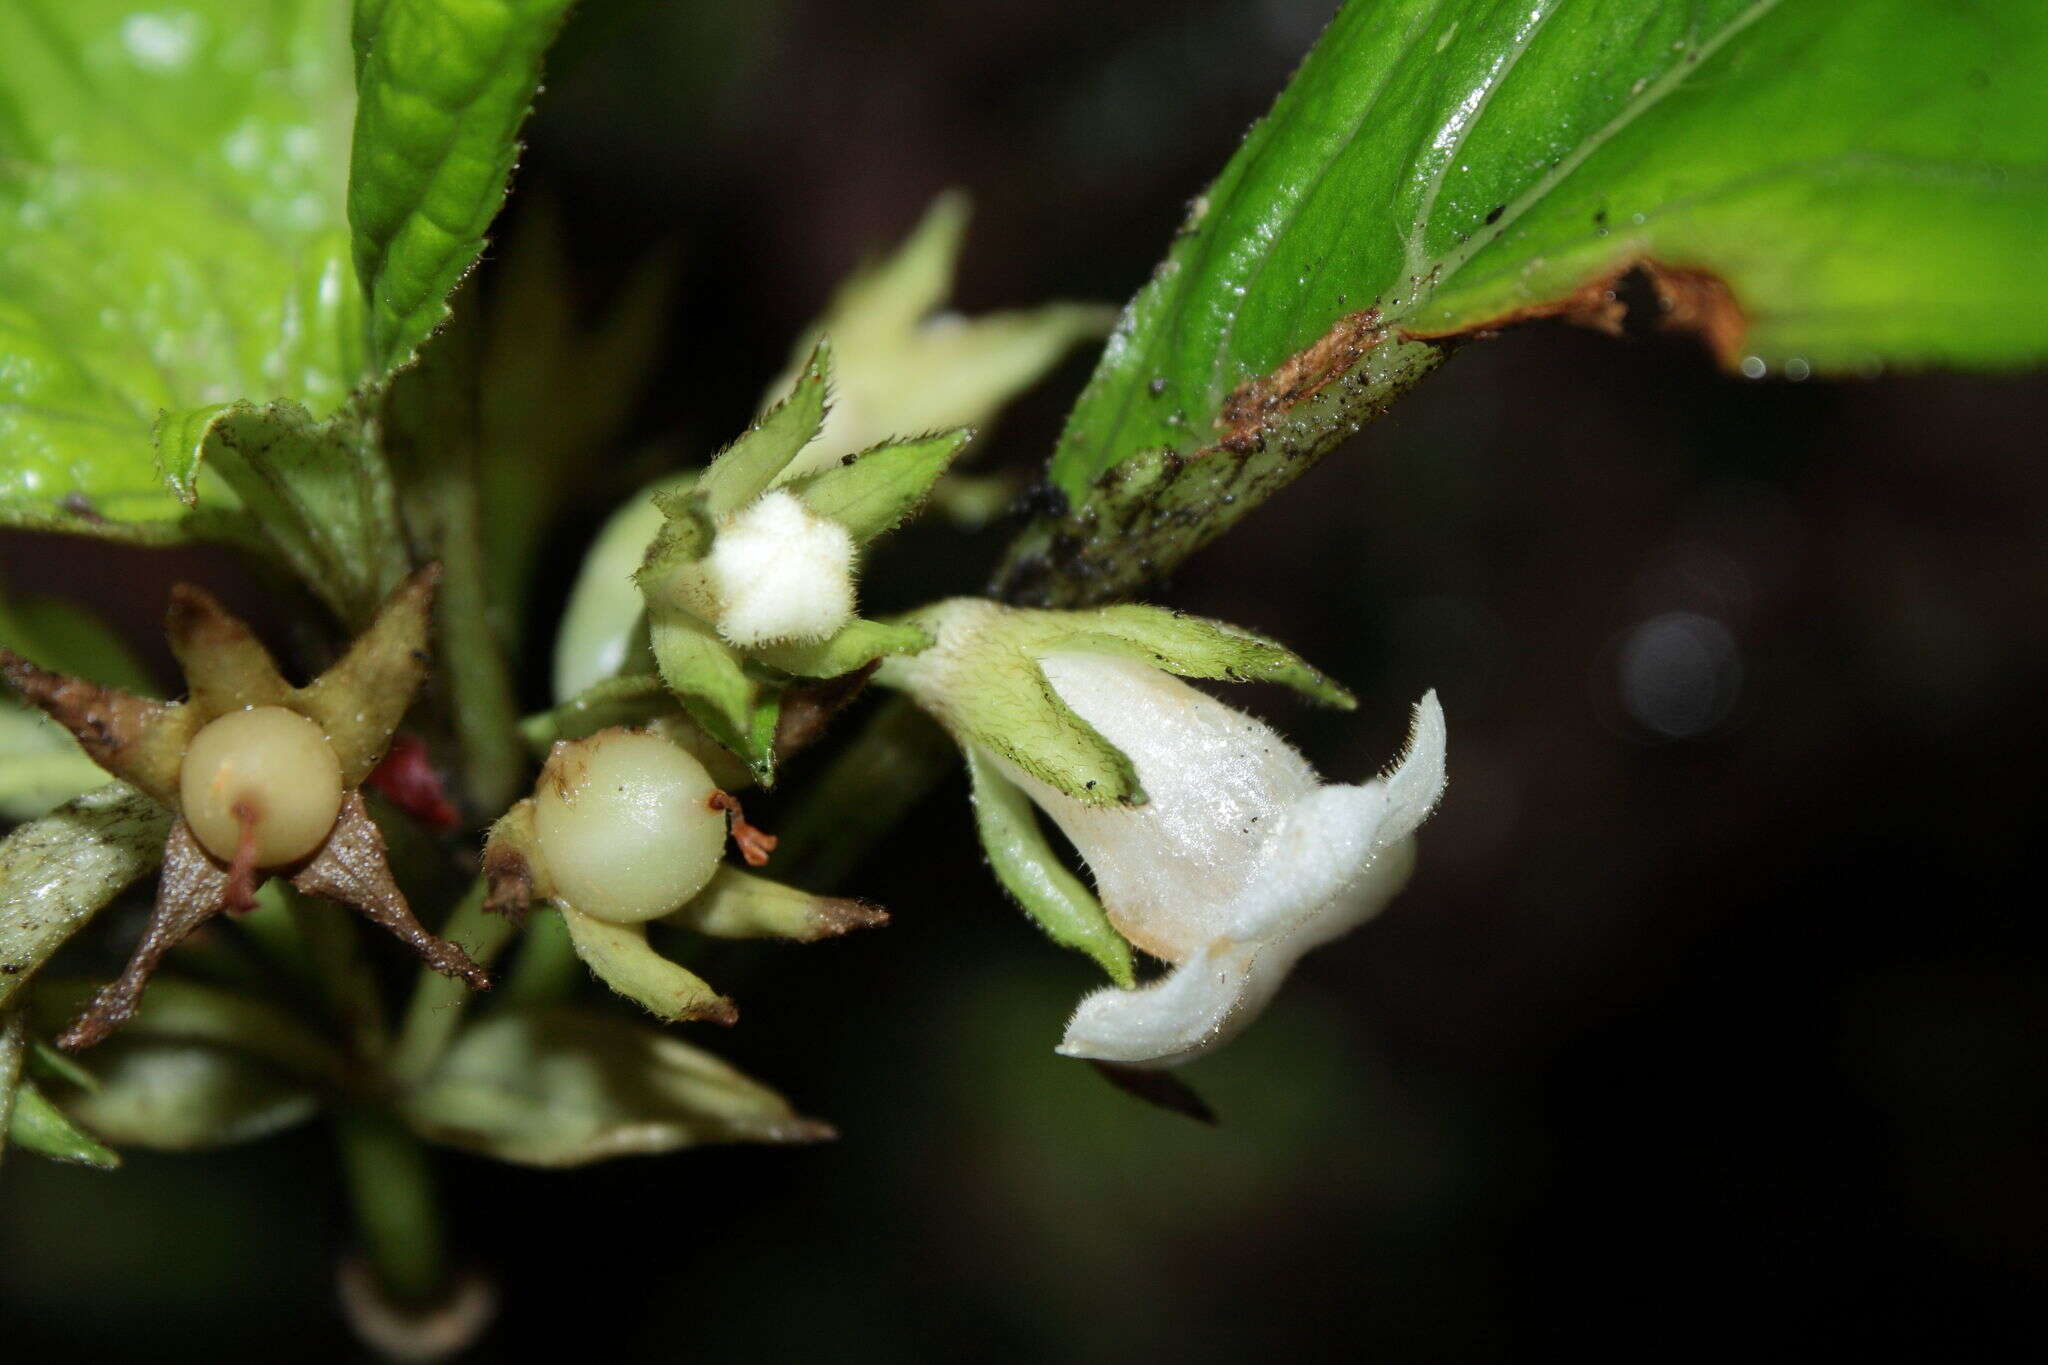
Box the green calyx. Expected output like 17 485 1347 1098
878 597 1354 809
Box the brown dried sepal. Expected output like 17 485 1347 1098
11 567 480 1050
1403 256 1748 368
56 820 231 1051
771 660 880 763
0 651 193 805
481 798 546 922
805 896 890 940
292 792 489 990
708 791 777 867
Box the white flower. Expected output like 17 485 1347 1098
882 596 1447 1069
999 655 1444 1068
702 489 856 647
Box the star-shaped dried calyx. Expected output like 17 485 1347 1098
0 567 488 1050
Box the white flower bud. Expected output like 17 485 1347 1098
179 705 344 867
533 730 728 923
704 490 856 647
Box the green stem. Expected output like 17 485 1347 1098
775 695 956 889
495 907 580 1008
390 881 516 1087
0 1007 24 1171
333 1105 446 1308
286 888 391 1064
429 470 527 817
385 295 527 817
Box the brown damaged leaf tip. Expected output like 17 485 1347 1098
709 791 777 867
1403 257 1748 369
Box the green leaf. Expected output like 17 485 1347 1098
348 0 578 373
401 1005 832 1167
965 748 1134 986
9 1074 121 1169
669 866 886 943
31 975 351 1090
750 619 931 680
697 341 833 516
0 589 154 694
0 708 112 822
556 904 735 1025
788 428 975 545
480 205 673 652
647 607 780 783
56 1038 319 1151
0 586 153 817
168 397 410 627
0 785 169 1012
1000 0 2048 603
0 0 363 536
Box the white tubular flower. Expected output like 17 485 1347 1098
881 598 1446 1068
1038 658 1443 1068
703 490 857 647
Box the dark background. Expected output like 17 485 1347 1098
4 1 2044 1359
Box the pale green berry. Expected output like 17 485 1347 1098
179 705 345 867
533 729 726 923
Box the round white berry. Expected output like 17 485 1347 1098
180 705 345 867
533 729 726 923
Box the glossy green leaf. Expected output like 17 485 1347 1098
556 904 734 1025
965 748 1133 986
58 1038 319 1151
401 1006 832 1167
669 865 886 943
0 0 362 536
0 785 169 1011
348 0 577 373
1000 0 2048 603
788 428 975 545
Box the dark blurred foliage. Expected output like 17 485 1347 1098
4 1 2045 1360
